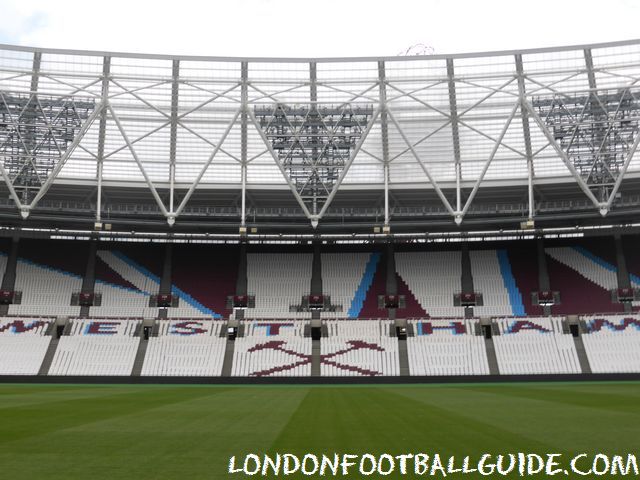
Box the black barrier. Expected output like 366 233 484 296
1 373 639 385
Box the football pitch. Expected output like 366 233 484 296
1 382 639 479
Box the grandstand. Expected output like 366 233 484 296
0 38 639 382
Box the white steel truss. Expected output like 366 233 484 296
0 40 639 228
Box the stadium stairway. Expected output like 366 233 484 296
221 338 236 377
37 334 60 376
0 236 19 316
397 336 410 376
311 339 321 377
614 235 633 314
536 238 552 316
461 244 474 318
483 332 500 375
570 318 593 374
79 241 97 318
157 244 172 320
130 335 149 377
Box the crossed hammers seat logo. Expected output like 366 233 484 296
247 340 386 377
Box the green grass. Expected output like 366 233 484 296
1 382 639 479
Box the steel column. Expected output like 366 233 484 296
378 61 390 227
584 48 598 91
96 56 110 223
523 100 604 211
241 62 248 228
386 109 456 218
516 54 536 220
309 62 318 217
168 59 180 224
446 58 462 214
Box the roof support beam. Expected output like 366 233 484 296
378 61 390 227
459 102 519 218
446 58 462 213
174 108 242 217
27 103 103 213
516 54 536 220
247 107 314 220
168 59 179 222
583 47 609 204
309 61 318 217
605 124 640 210
386 108 457 219
314 108 381 221
0 51 41 215
95 56 110 223
584 48 598 91
522 100 604 212
108 104 168 217
240 61 248 228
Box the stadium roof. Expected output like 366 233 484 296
1 39 640 237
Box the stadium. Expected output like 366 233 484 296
1 35 640 479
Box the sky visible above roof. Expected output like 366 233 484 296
0 0 639 58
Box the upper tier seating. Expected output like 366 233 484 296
0 317 52 375
9 258 82 317
7 240 88 317
321 320 399 376
581 315 640 373
142 320 226 376
492 317 580 374
48 318 140 376
545 246 622 315
169 244 237 318
622 235 640 308
546 247 618 290
407 319 489 376
0 252 7 285
232 321 311 377
91 250 159 318
470 250 520 317
321 253 370 318
246 253 312 318
395 251 465 318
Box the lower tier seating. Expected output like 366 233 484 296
2 314 640 378
492 317 580 374
0 318 52 375
581 315 640 373
321 320 399 376
407 319 489 376
142 320 226 376
232 321 311 377
48 319 140 376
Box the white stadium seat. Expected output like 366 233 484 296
492 317 580 374
407 319 489 376
321 320 399 376
142 320 226 376
48 318 140 376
